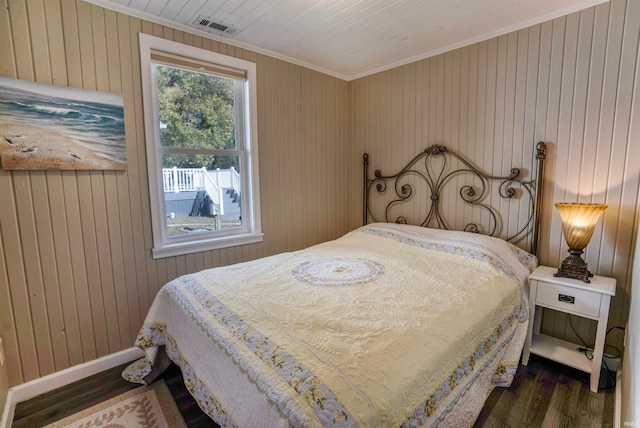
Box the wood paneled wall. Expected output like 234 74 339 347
0 0 350 386
622 206 639 423
349 0 640 352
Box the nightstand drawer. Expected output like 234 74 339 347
535 281 601 318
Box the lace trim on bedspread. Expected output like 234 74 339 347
510 246 538 273
493 360 519 386
122 326 237 428
401 311 518 427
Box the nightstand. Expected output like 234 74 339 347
522 265 616 392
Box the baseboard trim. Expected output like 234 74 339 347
0 347 144 428
615 363 622 428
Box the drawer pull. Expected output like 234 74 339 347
558 294 575 304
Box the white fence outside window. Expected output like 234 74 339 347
162 167 240 215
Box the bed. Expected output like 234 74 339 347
123 142 547 427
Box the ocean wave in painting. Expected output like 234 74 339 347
0 78 126 165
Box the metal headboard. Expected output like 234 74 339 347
363 142 546 255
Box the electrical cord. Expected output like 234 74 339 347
568 315 593 359
567 314 625 390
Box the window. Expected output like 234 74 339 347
139 34 262 258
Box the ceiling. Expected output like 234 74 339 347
86 0 610 81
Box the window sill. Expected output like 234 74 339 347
151 232 264 259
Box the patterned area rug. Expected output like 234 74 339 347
44 380 186 428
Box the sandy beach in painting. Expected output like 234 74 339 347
0 76 127 170
0 122 126 170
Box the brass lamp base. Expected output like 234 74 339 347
554 248 593 283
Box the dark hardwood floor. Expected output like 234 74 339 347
12 355 614 427
474 355 616 427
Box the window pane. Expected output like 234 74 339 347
140 35 261 257
155 64 237 150
162 154 242 237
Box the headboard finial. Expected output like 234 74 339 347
532 141 547 256
536 141 546 160
426 145 446 155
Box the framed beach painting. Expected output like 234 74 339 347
0 76 126 170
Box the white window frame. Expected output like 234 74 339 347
139 33 262 259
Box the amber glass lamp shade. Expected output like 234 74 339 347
554 202 607 282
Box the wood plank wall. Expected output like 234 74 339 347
0 0 350 386
349 0 640 354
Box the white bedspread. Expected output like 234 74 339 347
123 223 537 427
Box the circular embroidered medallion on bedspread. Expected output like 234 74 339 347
292 258 385 286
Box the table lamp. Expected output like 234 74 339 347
554 202 607 283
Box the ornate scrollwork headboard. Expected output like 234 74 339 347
363 142 546 255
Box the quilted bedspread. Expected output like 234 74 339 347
123 223 537 427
